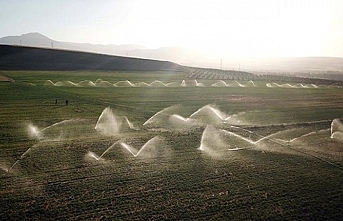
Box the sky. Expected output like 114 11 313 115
1 0 343 58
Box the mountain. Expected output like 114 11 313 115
0 32 147 57
0 33 210 67
1 33 343 74
0 32 53 47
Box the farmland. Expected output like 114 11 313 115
1 70 343 220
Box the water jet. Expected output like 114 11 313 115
95 107 122 136
120 136 161 157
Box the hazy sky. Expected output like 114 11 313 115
1 0 342 57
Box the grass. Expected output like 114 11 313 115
0 70 343 220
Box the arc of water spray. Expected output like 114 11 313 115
194 80 205 87
288 131 317 142
180 80 186 86
124 116 139 130
40 119 76 132
7 147 32 172
218 127 283 150
126 80 135 87
228 125 343 170
171 114 190 122
208 106 226 121
28 119 84 142
9 119 82 172
120 143 139 157
143 105 178 126
248 80 256 87
228 125 292 146
199 126 252 152
149 80 168 87
198 125 210 151
234 81 246 87
143 110 164 126
120 136 159 157
95 109 109 130
228 147 250 151
189 105 226 121
212 80 229 87
97 140 120 160
220 129 255 145
114 80 136 87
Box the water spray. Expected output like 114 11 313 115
98 141 120 160
120 136 159 157
229 124 343 170
7 147 32 173
124 116 139 130
189 105 227 122
95 107 122 136
143 105 180 126
180 80 186 87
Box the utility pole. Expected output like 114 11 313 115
51 42 54 48
220 59 222 70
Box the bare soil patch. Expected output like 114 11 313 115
0 73 14 82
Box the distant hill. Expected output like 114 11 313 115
0 32 53 47
0 33 210 67
1 33 343 74
0 45 182 71
0 32 146 55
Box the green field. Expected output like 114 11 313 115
1 70 343 220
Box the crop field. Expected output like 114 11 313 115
1 70 343 220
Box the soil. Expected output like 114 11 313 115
0 73 14 82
